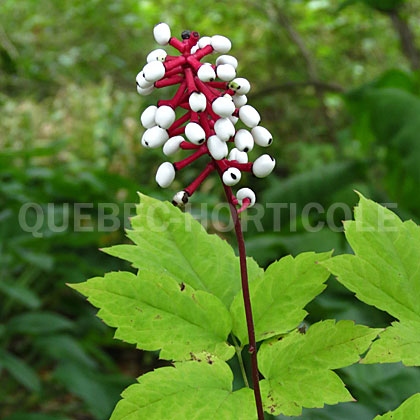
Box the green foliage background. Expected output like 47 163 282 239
1 0 420 418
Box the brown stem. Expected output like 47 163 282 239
219 175 264 420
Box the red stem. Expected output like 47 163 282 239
219 175 264 420
184 162 215 196
193 44 214 60
174 146 207 170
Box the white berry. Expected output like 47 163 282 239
141 126 169 148
153 23 171 46
216 55 238 69
163 136 184 156
155 105 176 129
189 92 207 112
216 64 236 81
239 105 260 128
234 129 254 152
185 122 206 145
252 126 273 147
211 35 231 53
223 167 241 186
156 162 176 188
197 64 216 82
147 48 167 63
228 148 248 164
229 77 251 95
143 61 165 82
214 118 235 141
237 188 256 207
140 105 157 129
233 94 247 108
212 96 235 117
252 154 275 178
207 135 228 160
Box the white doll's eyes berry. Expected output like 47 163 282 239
223 167 241 186
163 136 184 156
211 35 232 53
237 188 256 207
189 92 207 112
153 23 171 45
239 105 261 128
143 61 166 82
252 154 276 178
216 64 236 81
214 118 235 141
252 126 273 147
229 77 251 95
141 105 157 129
212 96 235 117
155 106 176 129
234 129 254 152
156 162 176 187
137 23 276 210
216 55 238 69
197 64 216 82
185 122 206 145
147 48 167 63
208 135 228 160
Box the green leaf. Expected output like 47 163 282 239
0 281 41 309
230 251 331 344
110 355 256 420
0 349 41 392
323 194 420 366
258 320 380 417
374 393 420 419
70 270 234 361
6 311 74 335
103 193 262 308
363 320 420 366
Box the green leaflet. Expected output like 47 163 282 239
323 194 420 366
258 320 380 417
103 193 263 308
230 251 331 345
374 393 420 419
70 270 234 361
110 356 256 420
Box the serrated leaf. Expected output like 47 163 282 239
230 251 331 344
70 270 234 361
110 355 256 420
363 320 420 366
258 320 380 417
323 194 420 366
103 193 262 308
374 393 420 419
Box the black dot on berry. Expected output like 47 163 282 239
145 141 149 146
231 173 237 180
268 138 273 145
244 147 249 152
270 156 274 161
198 138 205 144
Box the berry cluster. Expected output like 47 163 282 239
137 23 275 212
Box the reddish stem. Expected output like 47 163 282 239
155 75 184 88
184 162 215 196
180 141 199 150
169 37 185 52
219 178 264 420
174 146 207 170
193 44 214 60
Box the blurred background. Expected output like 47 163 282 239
1 0 420 419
